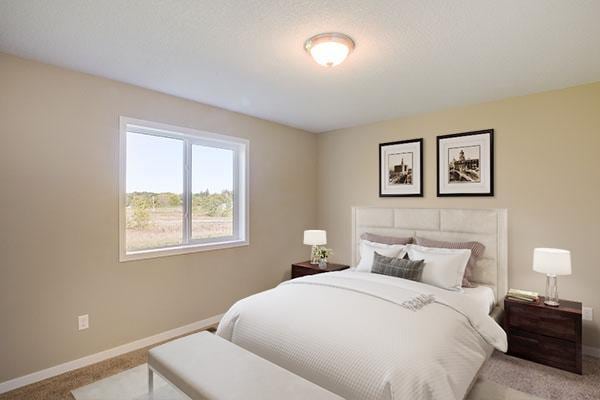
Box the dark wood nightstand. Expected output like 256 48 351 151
291 261 350 279
504 296 582 374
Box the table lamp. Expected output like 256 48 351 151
533 248 572 307
303 230 327 264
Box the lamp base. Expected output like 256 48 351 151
544 299 560 307
544 274 560 307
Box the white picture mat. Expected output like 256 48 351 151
438 133 491 194
380 141 421 195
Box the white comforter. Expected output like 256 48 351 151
217 270 507 400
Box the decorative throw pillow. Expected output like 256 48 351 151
360 232 413 245
414 237 485 288
356 240 407 272
406 244 472 291
371 252 425 282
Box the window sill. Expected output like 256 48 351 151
120 239 249 262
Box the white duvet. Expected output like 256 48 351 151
217 270 507 400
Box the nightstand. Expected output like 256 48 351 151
504 296 582 374
291 261 350 279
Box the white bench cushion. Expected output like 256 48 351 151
148 331 343 400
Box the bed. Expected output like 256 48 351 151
217 207 508 400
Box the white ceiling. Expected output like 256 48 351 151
1 1 599 133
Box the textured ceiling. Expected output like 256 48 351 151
1 0 599 132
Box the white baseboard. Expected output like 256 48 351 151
583 345 600 358
0 313 223 395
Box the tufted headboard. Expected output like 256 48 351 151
351 207 508 304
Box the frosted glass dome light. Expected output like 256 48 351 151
304 33 355 67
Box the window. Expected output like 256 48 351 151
120 117 248 261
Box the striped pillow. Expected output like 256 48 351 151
360 232 413 245
414 237 485 287
371 252 425 282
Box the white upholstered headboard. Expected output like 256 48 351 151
352 207 508 304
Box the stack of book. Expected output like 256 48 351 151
507 288 539 302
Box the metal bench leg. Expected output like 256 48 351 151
148 367 154 393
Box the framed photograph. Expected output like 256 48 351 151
437 129 494 196
379 138 423 197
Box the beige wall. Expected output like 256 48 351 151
317 82 600 348
0 53 317 382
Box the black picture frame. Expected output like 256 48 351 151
379 138 423 197
436 129 494 197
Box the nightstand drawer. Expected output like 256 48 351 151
506 304 577 341
508 329 579 373
291 265 320 278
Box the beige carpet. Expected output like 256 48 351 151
479 352 600 400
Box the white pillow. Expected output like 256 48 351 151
356 240 407 272
406 244 471 291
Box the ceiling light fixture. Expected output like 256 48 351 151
304 32 355 67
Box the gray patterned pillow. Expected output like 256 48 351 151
372 252 425 281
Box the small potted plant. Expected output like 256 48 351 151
312 246 333 269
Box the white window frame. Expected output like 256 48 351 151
119 117 249 262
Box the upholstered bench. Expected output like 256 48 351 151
147 331 343 400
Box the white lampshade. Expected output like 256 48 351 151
303 230 327 246
533 248 572 276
